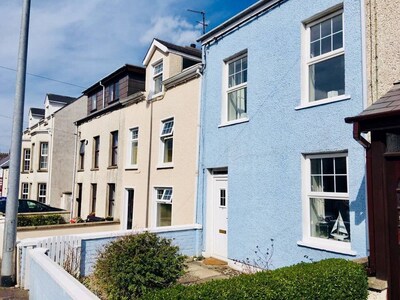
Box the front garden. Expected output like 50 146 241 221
82 232 368 300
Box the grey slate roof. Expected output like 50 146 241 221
0 154 9 168
154 38 201 58
30 107 45 117
346 81 400 122
47 93 76 104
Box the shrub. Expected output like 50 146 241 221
90 232 186 299
143 258 368 300
17 214 66 227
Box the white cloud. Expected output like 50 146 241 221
140 16 201 46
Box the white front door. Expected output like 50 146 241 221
212 175 228 259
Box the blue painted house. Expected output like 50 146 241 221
197 0 367 269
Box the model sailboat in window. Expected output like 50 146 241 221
330 212 349 240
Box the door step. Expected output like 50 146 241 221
203 257 228 266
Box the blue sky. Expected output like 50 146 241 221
0 0 258 153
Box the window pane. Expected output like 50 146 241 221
310 158 321 174
320 19 331 38
311 175 322 192
322 158 334 174
157 203 172 226
309 54 345 101
323 175 335 192
228 87 247 121
162 120 174 135
333 32 343 50
335 157 346 174
310 41 320 58
310 24 320 42
310 198 350 241
131 141 138 165
321 36 331 55
332 14 342 32
336 176 348 193
163 138 173 163
154 75 162 94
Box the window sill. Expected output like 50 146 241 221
157 164 174 170
37 169 48 173
77 169 84 172
219 117 249 128
297 239 356 256
295 95 351 110
90 168 99 171
107 166 118 170
125 166 138 171
21 171 29 174
149 92 164 101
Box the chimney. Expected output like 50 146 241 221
190 43 196 48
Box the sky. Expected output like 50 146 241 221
0 0 259 153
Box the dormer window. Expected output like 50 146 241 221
107 81 120 103
90 94 97 111
153 61 163 94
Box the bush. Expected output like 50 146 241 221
143 258 368 300
90 232 186 299
17 214 66 227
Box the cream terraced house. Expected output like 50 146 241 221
19 94 87 209
74 39 201 230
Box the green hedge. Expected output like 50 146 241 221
17 214 66 227
142 259 368 300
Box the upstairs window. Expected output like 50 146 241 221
93 136 100 169
107 81 120 103
22 148 31 172
39 142 48 171
110 131 118 167
160 118 174 164
225 54 247 123
153 61 163 94
79 140 85 170
305 11 344 102
90 94 97 111
129 128 139 167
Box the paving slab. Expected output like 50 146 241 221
0 287 29 300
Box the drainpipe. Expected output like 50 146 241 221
145 100 154 228
70 123 79 218
100 81 105 109
360 0 368 110
194 65 203 225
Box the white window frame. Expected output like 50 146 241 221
221 53 248 126
298 152 356 255
154 187 173 227
153 60 163 96
299 8 350 109
37 183 47 203
21 182 29 199
39 142 48 171
22 148 31 172
127 127 139 168
159 118 174 167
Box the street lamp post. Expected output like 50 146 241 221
1 0 31 287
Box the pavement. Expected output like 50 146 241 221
0 287 28 300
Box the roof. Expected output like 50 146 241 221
29 107 45 117
143 39 201 66
345 82 400 123
0 154 9 168
83 64 145 95
198 0 286 44
47 93 76 104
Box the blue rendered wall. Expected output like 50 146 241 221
197 0 367 268
80 228 202 276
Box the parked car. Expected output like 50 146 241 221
0 198 65 214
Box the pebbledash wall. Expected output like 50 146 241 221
197 0 367 268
